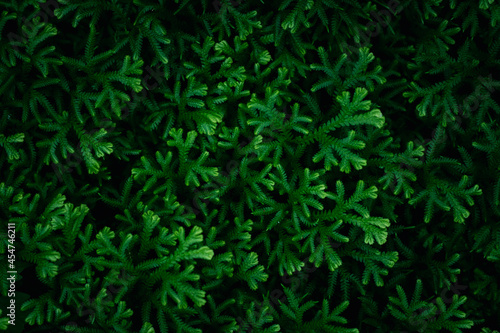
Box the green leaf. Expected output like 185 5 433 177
237 252 268 290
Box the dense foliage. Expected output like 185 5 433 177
0 0 499 332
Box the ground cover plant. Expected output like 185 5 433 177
0 0 499 332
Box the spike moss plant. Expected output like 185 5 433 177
0 0 499 332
